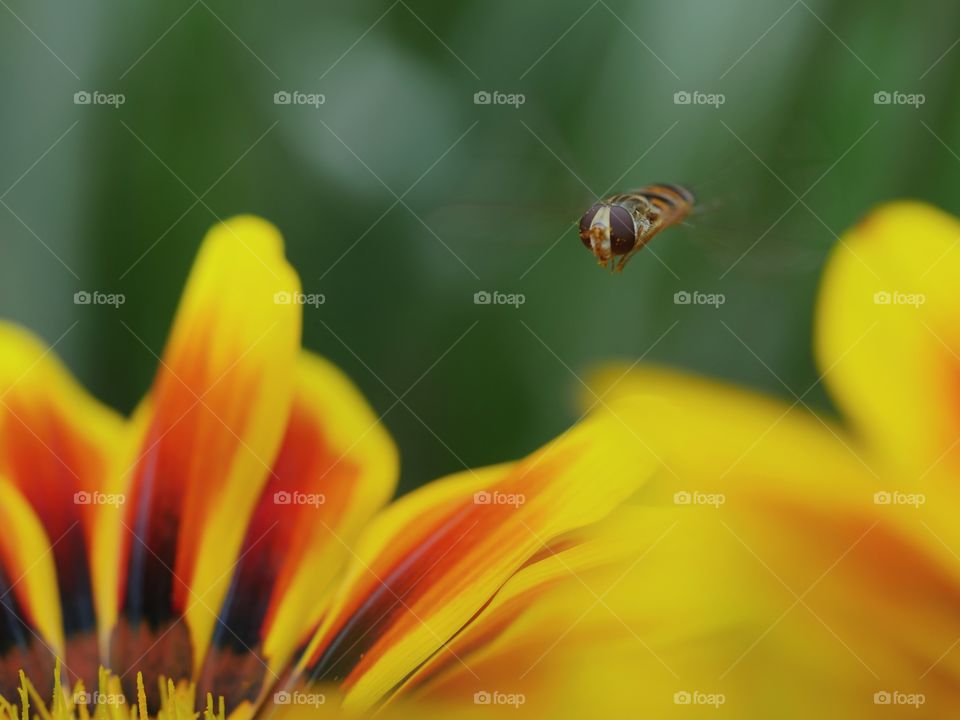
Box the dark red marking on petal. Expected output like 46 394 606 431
116 332 260 625
114 331 262 699
0 395 99 638
198 398 360 710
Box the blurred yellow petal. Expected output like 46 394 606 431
583 257 960 716
587 363 874 508
377 504 826 719
816 201 960 482
813 199 960 581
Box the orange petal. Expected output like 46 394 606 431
110 216 302 701
0 322 123 681
390 505 673 703
198 351 398 711
295 399 662 713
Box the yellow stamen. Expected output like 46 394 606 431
0 663 225 720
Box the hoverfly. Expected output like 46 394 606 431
578 184 695 272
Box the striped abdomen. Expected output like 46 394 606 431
609 183 695 232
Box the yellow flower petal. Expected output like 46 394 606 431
111 216 302 699
816 201 960 482
0 322 123 679
389 505 683 704
587 363 874 506
584 353 960 714
197 351 398 713
261 352 398 669
0 478 62 699
294 400 664 713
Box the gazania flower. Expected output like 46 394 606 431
0 217 700 719
9 202 956 719
591 201 960 717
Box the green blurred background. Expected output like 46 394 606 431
1 0 958 493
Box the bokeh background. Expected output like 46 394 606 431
1 0 958 493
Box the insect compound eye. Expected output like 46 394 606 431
608 206 636 255
578 203 604 247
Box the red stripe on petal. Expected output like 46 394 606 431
303 452 568 685
197 399 359 704
118 331 265 625
2 396 96 631
110 217 302 709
